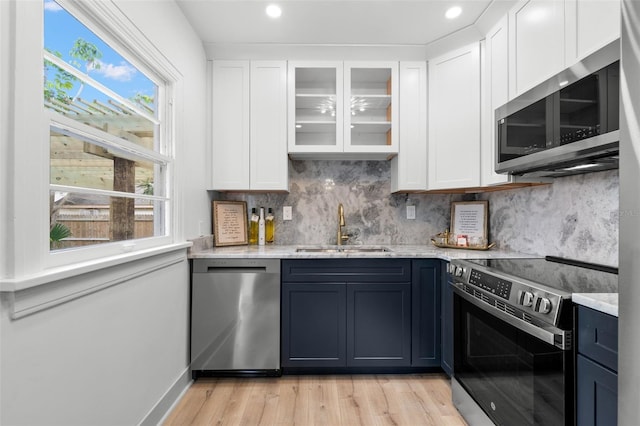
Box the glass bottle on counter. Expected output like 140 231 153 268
258 207 266 246
249 208 259 245
265 208 275 244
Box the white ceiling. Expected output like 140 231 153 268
176 0 513 46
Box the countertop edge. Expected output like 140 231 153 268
572 293 619 317
190 245 619 317
187 244 537 262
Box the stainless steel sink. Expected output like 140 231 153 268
296 246 391 253
341 247 391 253
295 247 342 253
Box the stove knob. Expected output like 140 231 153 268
454 266 465 277
536 297 552 314
518 290 535 307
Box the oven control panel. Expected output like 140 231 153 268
450 259 567 326
469 269 512 300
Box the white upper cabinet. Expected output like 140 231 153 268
288 61 398 159
249 61 289 191
211 61 250 190
391 62 427 192
428 43 481 190
482 17 514 186
509 0 565 98
344 62 399 155
288 62 343 154
211 60 288 191
565 0 620 65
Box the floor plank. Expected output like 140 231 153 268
163 374 467 426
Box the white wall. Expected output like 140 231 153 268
0 0 11 280
0 257 190 425
116 0 210 240
0 1 208 424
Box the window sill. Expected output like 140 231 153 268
1 242 192 319
0 242 192 293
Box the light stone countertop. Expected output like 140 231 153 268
188 244 538 261
189 241 618 316
572 293 619 317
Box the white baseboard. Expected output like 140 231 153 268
139 366 193 426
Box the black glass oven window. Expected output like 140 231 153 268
498 97 552 163
455 297 569 425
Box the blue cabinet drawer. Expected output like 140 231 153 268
577 306 618 372
282 259 411 283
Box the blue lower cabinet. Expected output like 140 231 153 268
577 354 618 426
440 265 454 376
347 282 411 367
576 306 618 426
281 259 422 371
281 282 346 367
411 259 442 367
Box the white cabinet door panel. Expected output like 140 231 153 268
211 61 250 190
428 43 481 190
565 0 620 64
250 61 288 191
482 18 512 186
509 0 565 97
391 62 427 192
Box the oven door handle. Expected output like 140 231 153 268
452 283 572 350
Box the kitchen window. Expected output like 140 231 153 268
43 0 174 261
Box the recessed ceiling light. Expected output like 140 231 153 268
266 4 282 18
445 6 462 19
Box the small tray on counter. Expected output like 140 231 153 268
430 239 496 251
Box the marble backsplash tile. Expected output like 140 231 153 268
480 170 619 267
216 160 462 246
213 161 619 267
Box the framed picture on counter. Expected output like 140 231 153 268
450 201 489 248
212 200 248 246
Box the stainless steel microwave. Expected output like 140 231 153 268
495 40 620 178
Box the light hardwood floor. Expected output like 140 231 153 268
163 374 467 426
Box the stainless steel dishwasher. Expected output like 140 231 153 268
191 258 281 377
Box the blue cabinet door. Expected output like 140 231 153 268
411 259 442 367
441 265 454 376
577 354 618 426
347 282 412 367
281 282 347 367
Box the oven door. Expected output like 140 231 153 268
453 288 573 426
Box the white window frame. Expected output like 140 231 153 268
3 0 185 284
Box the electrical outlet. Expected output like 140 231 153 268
406 205 416 220
199 220 204 236
283 206 292 220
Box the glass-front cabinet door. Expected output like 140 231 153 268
288 61 399 157
344 62 398 154
288 62 344 154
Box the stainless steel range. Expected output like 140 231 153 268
449 256 618 426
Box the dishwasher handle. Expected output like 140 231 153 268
206 267 267 273
192 258 280 274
